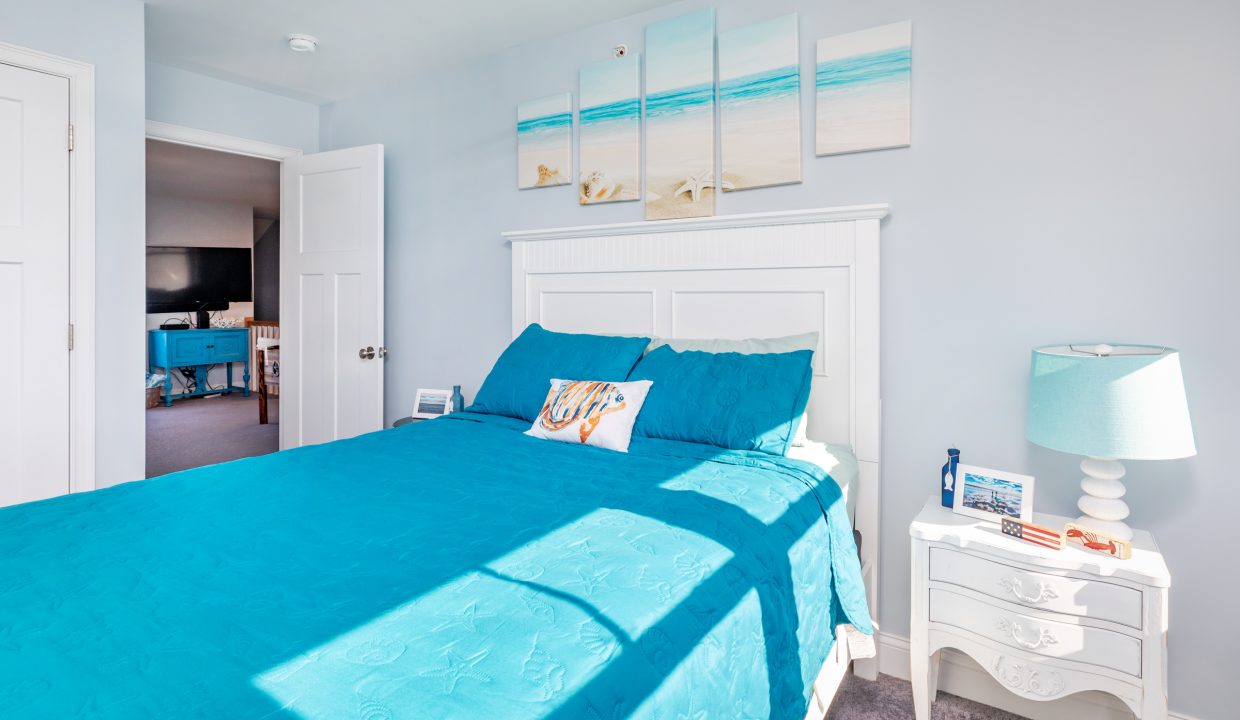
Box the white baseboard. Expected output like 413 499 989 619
875 632 1200 720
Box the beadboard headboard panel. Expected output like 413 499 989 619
504 205 887 657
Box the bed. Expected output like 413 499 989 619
0 410 867 717
0 205 886 718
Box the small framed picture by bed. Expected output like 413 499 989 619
412 388 453 418
952 464 1035 523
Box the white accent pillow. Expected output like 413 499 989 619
526 379 653 453
645 332 818 447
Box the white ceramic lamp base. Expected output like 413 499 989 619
1076 456 1133 541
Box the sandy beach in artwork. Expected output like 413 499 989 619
720 89 802 191
578 129 640 203
517 143 570 189
816 81 910 156
646 108 715 220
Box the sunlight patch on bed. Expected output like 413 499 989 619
628 588 770 719
252 569 625 719
487 508 733 640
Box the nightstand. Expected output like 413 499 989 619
909 496 1169 719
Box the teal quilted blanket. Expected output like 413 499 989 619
0 412 870 718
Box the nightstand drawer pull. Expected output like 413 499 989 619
997 617 1058 650
929 588 1141 676
928 547 1143 628
998 576 1058 604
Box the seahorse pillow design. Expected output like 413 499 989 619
526 379 653 452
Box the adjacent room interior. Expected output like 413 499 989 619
144 139 281 477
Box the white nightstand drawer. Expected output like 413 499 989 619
929 547 1143 629
930 588 1142 677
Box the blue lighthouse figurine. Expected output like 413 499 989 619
941 447 960 508
450 385 465 414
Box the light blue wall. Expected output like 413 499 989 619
147 62 319 152
321 1 1240 716
1 0 147 487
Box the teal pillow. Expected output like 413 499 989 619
629 345 813 455
468 324 651 421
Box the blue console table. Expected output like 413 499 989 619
148 328 251 406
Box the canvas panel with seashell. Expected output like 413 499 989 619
579 55 641 205
516 92 573 190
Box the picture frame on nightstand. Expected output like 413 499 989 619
412 388 453 419
951 464 1035 523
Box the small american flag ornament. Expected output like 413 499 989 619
1001 518 1064 550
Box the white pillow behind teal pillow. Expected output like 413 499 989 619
643 332 818 448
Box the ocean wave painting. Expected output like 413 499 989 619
579 55 640 205
517 92 573 189
816 21 912 156
644 9 716 220
719 13 802 191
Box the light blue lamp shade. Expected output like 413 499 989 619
1026 345 1196 460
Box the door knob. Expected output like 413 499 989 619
359 346 375 360
377 346 388 358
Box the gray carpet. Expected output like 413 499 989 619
146 393 278 478
827 673 1027 720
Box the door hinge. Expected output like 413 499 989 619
68 124 74 152
68 323 74 351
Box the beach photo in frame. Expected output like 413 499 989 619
412 388 453 419
952 464 1035 523
816 20 912 156
644 9 716 220
516 93 573 189
719 13 802 191
579 55 641 204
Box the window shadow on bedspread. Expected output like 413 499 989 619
0 414 859 718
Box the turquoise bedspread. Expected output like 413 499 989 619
0 412 870 719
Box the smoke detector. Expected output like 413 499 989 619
286 34 318 53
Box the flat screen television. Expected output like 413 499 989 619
147 246 253 327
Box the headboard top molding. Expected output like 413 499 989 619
502 204 889 243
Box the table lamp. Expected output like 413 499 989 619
1026 344 1195 541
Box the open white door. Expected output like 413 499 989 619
0 62 70 505
280 145 384 449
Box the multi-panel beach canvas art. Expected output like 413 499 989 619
719 14 802 191
644 10 716 220
816 21 912 156
516 93 573 189
579 55 641 204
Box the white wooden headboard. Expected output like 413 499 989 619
503 204 886 672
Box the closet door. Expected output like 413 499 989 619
0 63 70 506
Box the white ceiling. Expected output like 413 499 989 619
144 0 678 103
147 140 281 218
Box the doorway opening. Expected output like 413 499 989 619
144 138 282 477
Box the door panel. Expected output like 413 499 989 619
280 145 384 449
209 331 247 362
0 63 70 506
169 333 210 365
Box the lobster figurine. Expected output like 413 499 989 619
1064 523 1132 560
